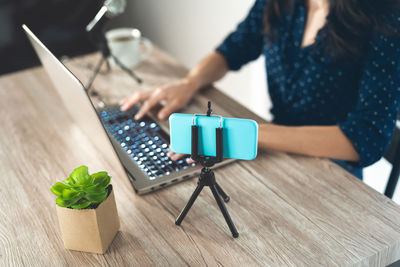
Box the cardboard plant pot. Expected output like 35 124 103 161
56 185 120 254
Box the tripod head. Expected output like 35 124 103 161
206 101 213 116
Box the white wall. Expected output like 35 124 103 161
111 0 271 120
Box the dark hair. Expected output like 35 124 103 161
264 0 400 59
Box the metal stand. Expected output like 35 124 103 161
86 19 142 92
175 102 239 238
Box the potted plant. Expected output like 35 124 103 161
51 165 120 254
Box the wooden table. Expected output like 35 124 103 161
1 47 400 267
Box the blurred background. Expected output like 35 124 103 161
0 0 103 74
1 0 397 202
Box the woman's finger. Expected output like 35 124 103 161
158 101 181 120
120 93 141 111
167 149 186 161
134 91 165 120
171 153 186 161
186 158 195 164
119 98 127 106
167 149 178 159
120 90 151 111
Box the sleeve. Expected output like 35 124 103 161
338 22 400 167
215 0 267 71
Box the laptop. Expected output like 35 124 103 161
23 25 232 194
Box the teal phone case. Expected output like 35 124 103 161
169 113 258 160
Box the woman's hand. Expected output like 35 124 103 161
166 149 185 161
167 149 195 163
120 78 199 121
119 52 229 163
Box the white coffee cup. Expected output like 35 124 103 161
105 28 152 69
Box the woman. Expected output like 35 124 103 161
120 0 400 179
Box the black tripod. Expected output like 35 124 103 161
175 102 239 238
85 18 142 93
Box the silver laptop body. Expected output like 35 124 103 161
22 24 229 194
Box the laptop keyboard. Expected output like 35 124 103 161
99 106 195 180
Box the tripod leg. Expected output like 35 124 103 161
104 59 111 74
86 55 107 90
175 184 204 226
111 54 143 84
215 183 230 203
210 185 239 238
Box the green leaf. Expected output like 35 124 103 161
61 189 80 200
101 176 111 188
69 187 81 192
94 194 108 204
85 183 101 191
56 197 71 207
56 194 83 207
63 177 75 187
50 182 69 197
70 165 90 185
86 189 108 203
91 171 108 180
71 199 91 209
91 171 110 187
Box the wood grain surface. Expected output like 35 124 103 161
0 48 400 267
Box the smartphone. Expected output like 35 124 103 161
169 113 258 160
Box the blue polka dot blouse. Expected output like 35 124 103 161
216 0 400 178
